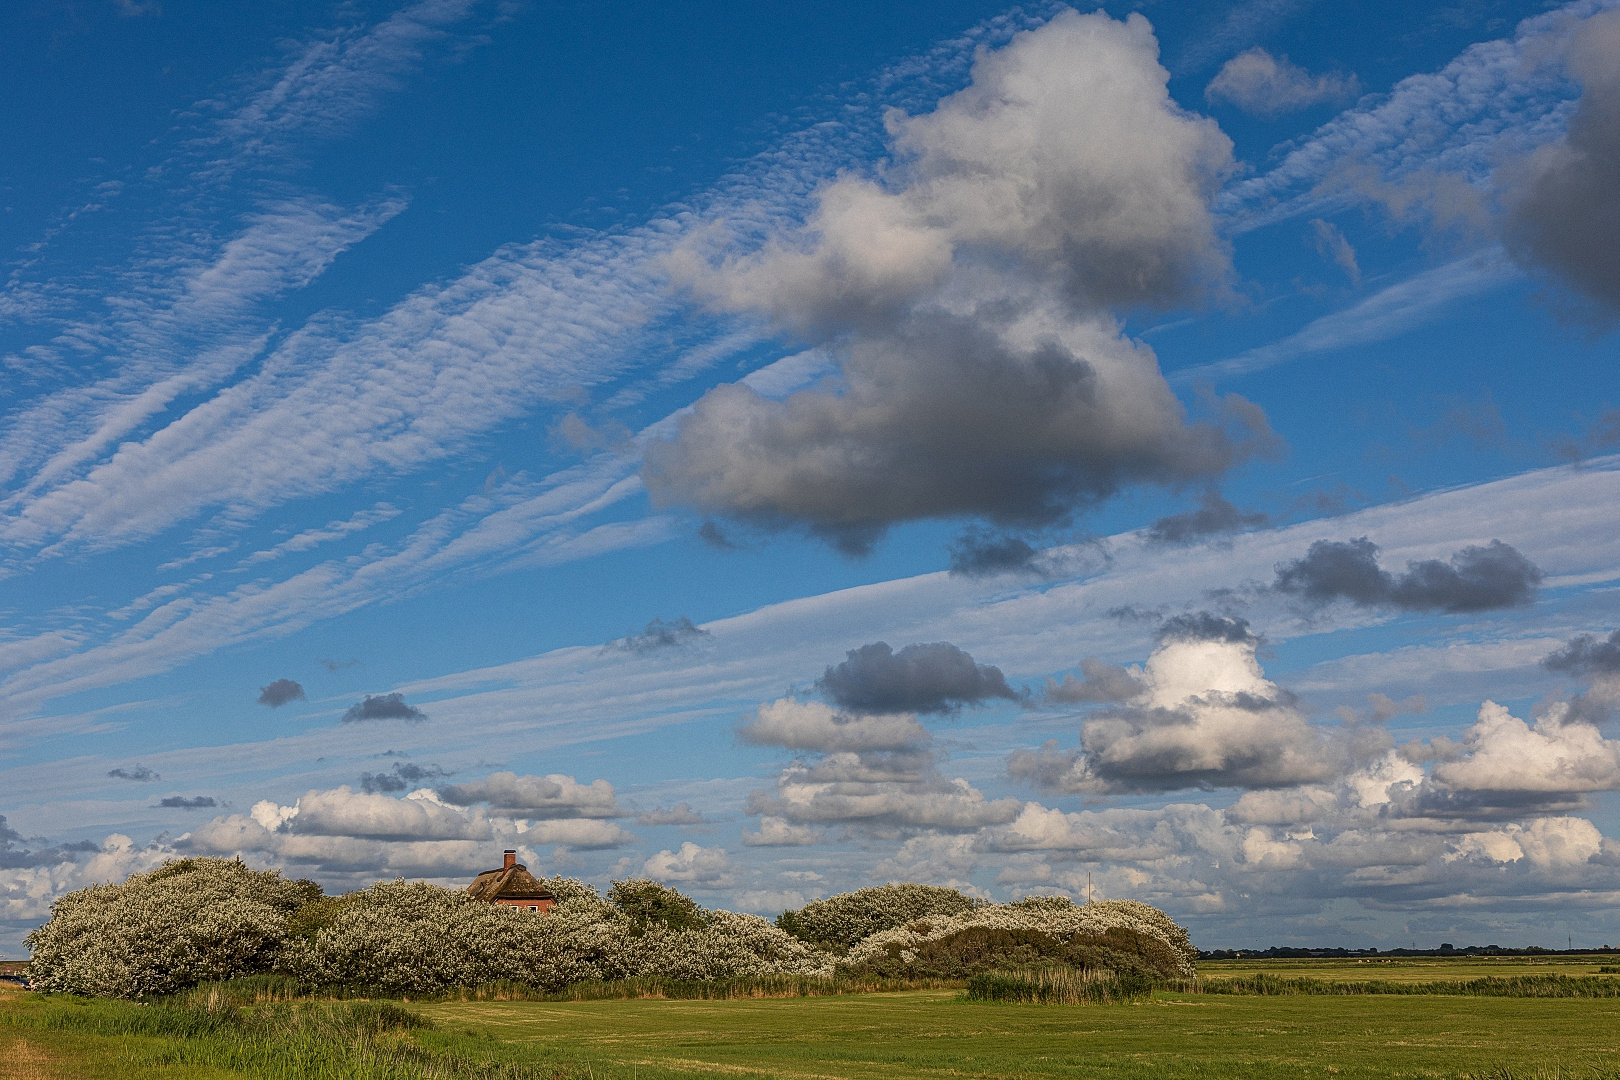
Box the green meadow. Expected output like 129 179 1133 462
6 964 1620 1080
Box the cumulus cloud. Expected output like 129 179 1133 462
742 694 1019 833
181 781 635 882
281 787 491 841
157 796 218 809
1425 700 1620 813
741 817 820 846
1010 626 1339 793
1500 9 1620 312
647 10 1272 553
609 616 710 654
358 761 449 795
342 692 426 723
1145 489 1268 545
1272 537 1542 613
107 765 160 782
256 678 306 707
635 803 707 826
439 771 622 819
817 641 1018 714
739 698 930 753
1042 658 1145 704
1204 48 1360 117
641 842 734 887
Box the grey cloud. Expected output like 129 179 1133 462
1545 630 1620 676
256 678 306 707
1042 658 1144 704
1500 10 1620 312
648 324 1273 556
636 803 707 826
342 692 426 723
1158 612 1257 645
647 11 1273 554
1367 693 1427 723
158 796 218 809
696 521 738 550
107 765 160 782
1007 740 1087 792
1205 48 1360 117
1273 537 1542 613
0 815 79 870
1073 701 1338 793
947 531 1040 578
818 641 1018 715
359 761 449 795
611 616 710 654
439 771 621 819
1145 489 1268 545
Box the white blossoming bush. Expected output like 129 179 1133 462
283 878 830 994
25 859 1187 997
776 883 989 950
24 858 319 998
842 895 1197 979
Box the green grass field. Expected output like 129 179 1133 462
7 963 1620 1079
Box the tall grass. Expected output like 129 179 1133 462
0 991 573 1079
965 967 1156 1005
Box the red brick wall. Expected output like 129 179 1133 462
493 897 556 913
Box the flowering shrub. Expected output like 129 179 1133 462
281 878 830 994
25 861 1187 997
24 858 319 998
776 884 988 949
842 896 1197 979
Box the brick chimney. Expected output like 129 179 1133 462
503 849 517 870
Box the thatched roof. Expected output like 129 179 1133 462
466 862 556 903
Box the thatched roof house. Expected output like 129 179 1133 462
467 850 556 912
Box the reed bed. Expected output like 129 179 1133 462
965 967 1156 1004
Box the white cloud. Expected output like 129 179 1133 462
1430 700 1620 797
739 698 930 753
236 504 400 567
1205 48 1359 116
439 772 622 819
741 817 820 847
1012 634 1340 793
641 842 735 887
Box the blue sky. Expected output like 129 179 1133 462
3 0 1619 956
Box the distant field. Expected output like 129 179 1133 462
1199 954 1620 983
6 961 1620 1079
